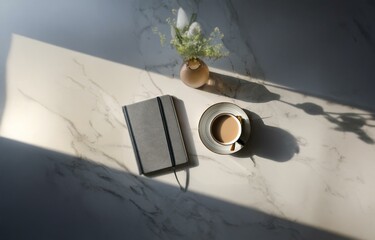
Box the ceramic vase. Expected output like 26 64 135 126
180 58 209 88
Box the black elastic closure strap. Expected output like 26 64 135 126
157 97 176 167
157 97 183 190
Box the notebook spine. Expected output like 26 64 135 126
122 106 144 174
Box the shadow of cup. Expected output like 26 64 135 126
233 110 299 162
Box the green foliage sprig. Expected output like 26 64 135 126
154 8 228 61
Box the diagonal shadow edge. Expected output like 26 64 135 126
0 136 352 240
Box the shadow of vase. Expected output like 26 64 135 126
233 110 299 162
200 72 280 103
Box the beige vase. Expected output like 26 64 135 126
180 58 209 88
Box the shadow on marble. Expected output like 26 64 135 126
0 64 6 127
233 110 299 162
0 33 9 127
227 0 375 112
0 137 351 240
200 72 280 103
2 0 375 115
280 101 375 144
145 168 190 193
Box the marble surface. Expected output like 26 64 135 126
1 1 375 239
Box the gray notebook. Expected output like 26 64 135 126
122 95 189 175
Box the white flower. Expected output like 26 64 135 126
176 7 189 30
187 22 201 37
171 26 176 38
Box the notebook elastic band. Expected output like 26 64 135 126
157 97 183 190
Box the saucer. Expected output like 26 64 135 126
198 102 251 155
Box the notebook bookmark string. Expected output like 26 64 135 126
173 167 185 191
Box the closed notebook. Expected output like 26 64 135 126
122 95 189 175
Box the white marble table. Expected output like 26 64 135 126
1 1 375 240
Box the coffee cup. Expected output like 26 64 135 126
210 113 242 147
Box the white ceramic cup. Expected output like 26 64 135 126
209 113 242 145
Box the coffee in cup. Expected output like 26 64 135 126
210 113 242 145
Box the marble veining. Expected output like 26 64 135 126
1 0 375 239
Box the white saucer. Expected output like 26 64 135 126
198 102 251 155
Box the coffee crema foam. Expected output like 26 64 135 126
211 115 239 144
